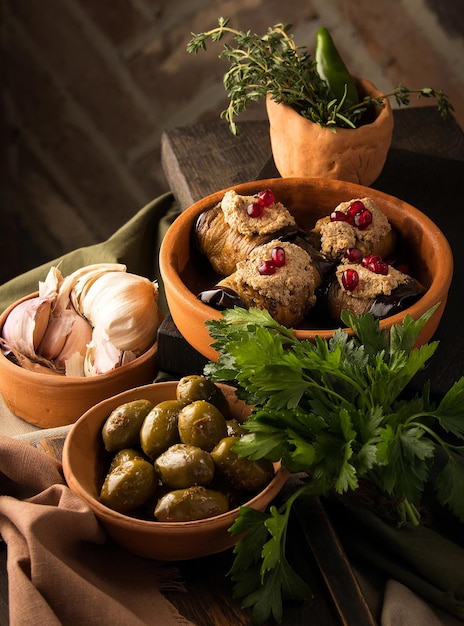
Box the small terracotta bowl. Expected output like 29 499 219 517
159 178 453 362
62 381 288 561
0 293 160 428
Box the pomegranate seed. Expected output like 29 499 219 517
361 254 382 267
247 202 264 218
342 268 359 291
258 260 276 275
257 189 275 207
271 246 286 267
354 209 372 230
344 247 363 263
367 259 389 275
347 200 365 217
330 210 352 223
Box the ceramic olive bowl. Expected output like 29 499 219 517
62 381 288 561
159 177 453 361
0 293 160 428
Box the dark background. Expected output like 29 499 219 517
1 0 463 284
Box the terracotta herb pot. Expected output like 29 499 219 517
266 77 394 186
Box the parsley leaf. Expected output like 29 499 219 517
434 453 464 520
204 307 464 622
229 487 314 624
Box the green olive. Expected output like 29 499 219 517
226 419 246 437
177 400 228 452
176 375 228 412
154 486 229 521
139 400 184 460
108 448 146 473
100 458 157 514
102 399 153 452
155 443 215 489
211 437 274 491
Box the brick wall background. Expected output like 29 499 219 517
1 0 463 283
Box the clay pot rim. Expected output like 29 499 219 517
266 75 393 132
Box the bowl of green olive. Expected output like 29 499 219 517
62 377 288 561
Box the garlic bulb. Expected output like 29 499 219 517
73 271 159 354
1 263 160 377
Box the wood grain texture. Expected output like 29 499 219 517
162 108 464 213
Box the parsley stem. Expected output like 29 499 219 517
398 498 421 526
316 369 370 408
405 419 464 452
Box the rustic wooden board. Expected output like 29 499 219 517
161 108 464 212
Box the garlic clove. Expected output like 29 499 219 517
39 308 93 371
56 313 92 370
37 309 77 361
68 264 127 312
1 296 53 358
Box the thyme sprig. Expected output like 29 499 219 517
187 18 454 134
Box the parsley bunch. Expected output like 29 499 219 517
204 307 464 624
187 18 453 134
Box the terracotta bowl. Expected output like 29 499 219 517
62 381 288 561
0 293 160 428
159 178 453 362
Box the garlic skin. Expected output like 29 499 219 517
1 263 160 377
84 325 124 376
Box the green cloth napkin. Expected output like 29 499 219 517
325 493 464 622
0 192 180 315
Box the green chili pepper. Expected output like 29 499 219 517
315 27 359 107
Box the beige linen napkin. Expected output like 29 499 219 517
0 434 194 626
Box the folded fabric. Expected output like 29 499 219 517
382 580 464 626
325 495 464 624
0 434 194 626
0 192 180 315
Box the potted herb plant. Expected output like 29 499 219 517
187 19 453 186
